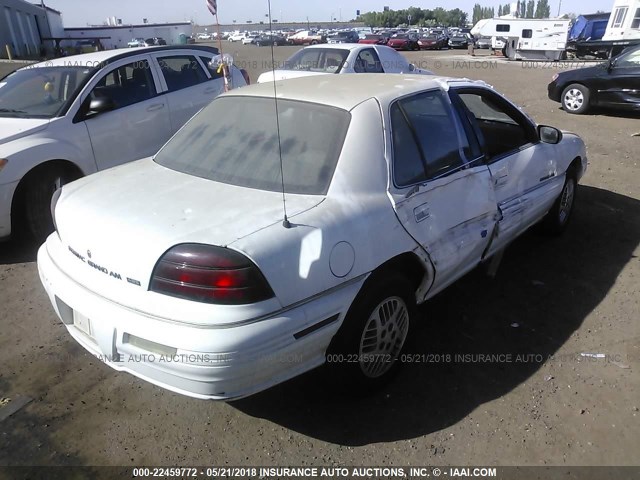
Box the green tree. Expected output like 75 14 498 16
535 0 551 18
526 0 535 18
498 5 503 16
519 1 526 18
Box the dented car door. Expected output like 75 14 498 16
387 89 498 297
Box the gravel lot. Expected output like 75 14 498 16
0 45 638 470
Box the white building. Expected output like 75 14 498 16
62 22 194 50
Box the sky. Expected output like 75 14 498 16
43 0 611 27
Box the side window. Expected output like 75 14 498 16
456 90 535 160
496 24 510 32
391 103 427 187
90 59 155 110
391 91 468 185
522 29 533 38
612 7 628 28
354 49 384 73
633 8 640 29
199 56 224 80
157 55 208 92
617 48 640 67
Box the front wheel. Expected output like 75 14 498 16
561 83 590 114
541 171 577 235
327 273 414 390
20 165 75 240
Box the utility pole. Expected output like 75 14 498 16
557 0 562 17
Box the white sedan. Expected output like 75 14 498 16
0 46 247 240
257 44 432 83
38 75 587 400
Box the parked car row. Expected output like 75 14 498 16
128 37 168 48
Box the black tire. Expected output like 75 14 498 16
561 83 590 114
327 272 414 392
310 40 318 45
20 165 74 240
541 170 578 235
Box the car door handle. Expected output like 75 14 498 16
147 103 165 112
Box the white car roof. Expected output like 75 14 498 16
224 74 486 111
19 46 221 70
300 44 366 52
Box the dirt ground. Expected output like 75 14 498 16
0 45 638 471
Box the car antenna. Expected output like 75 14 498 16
267 0 291 229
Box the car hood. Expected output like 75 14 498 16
257 70 332 83
0 118 49 145
54 158 323 293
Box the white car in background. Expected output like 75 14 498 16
39 74 586 400
127 38 146 48
242 35 259 45
257 44 432 83
228 32 247 42
0 46 248 240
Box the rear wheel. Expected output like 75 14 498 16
327 273 414 391
561 84 590 114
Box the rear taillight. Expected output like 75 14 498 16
240 68 251 85
150 244 274 305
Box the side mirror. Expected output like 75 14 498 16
607 58 616 72
408 63 416 72
538 125 563 145
88 96 115 116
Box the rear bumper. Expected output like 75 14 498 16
37 239 363 400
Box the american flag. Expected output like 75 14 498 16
206 0 217 16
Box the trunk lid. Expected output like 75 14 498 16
54 158 323 297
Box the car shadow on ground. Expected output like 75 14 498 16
558 106 640 119
233 185 640 445
0 237 40 265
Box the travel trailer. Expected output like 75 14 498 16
573 0 640 58
472 18 571 60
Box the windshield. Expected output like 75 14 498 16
393 34 409 39
154 96 351 195
0 66 93 118
282 48 349 73
616 47 640 67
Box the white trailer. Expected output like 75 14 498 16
472 18 571 60
603 0 640 42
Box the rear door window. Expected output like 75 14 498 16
157 55 208 92
391 90 470 185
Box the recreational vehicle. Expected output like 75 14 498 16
472 18 571 60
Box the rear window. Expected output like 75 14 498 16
154 96 351 195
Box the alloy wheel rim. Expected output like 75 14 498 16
564 89 584 111
559 180 575 224
358 296 409 378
